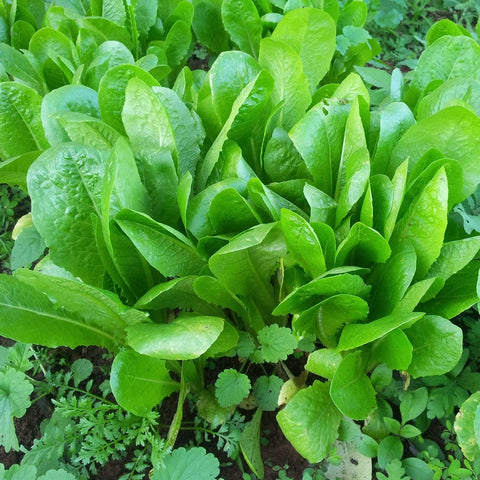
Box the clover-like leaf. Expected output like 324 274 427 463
257 324 297 363
215 368 251 408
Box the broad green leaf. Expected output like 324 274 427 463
127 316 224 360
0 43 44 93
122 78 176 156
115 209 205 277
187 179 247 238
91 0 126 24
0 151 40 191
277 380 342 463
240 409 264 478
377 437 403 470
371 102 415 175
0 83 48 159
27 143 106 285
335 98 370 225
98 64 159 134
422 261 480 319
393 277 441 314
209 188 260 234
289 102 349 196
369 241 416 318
110 350 179 417
29 27 75 66
330 351 376 420
337 312 423 352
455 392 480 461
164 19 191 70
135 276 220 316
56 112 121 149
274 273 370 315
427 237 480 282
194 276 247 316
259 37 311 130
304 185 337 225
253 376 284 411
0 369 33 452
336 222 391 267
417 78 480 120
221 0 262 58
295 294 369 348
400 387 428 424
384 160 408 241
410 36 480 102
405 315 463 378
205 319 239 357
0 274 127 350
191 0 229 54
84 41 134 90
426 18 467 45
391 167 448 279
10 224 45 271
209 223 286 318
281 209 326 278
370 329 413 371
41 85 99 146
389 107 480 202
306 349 343 379
134 0 158 38
153 87 204 178
370 175 393 236
264 127 309 183
271 8 336 91
77 17 133 49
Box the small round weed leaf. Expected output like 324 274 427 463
253 375 284 411
257 324 297 362
377 436 404 470
215 368 251 408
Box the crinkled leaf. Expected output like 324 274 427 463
257 324 297 363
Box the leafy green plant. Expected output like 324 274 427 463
2 2 480 478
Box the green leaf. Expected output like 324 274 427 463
306 349 343 379
253 376 283 411
271 8 336 91
337 312 423 352
239 410 264 478
209 223 286 318
257 324 297 363
389 107 480 202
37 470 77 480
455 392 480 461
402 458 434 480
98 64 159 134
126 316 224 360
391 167 448 279
296 294 369 348
0 369 33 452
335 98 370 226
0 83 48 159
410 36 480 101
400 387 428 425
405 315 463 378
41 85 99 146
277 380 342 463
274 273 370 315
215 368 251 408
27 143 106 285
377 436 404 470
164 19 192 70
152 447 220 480
370 329 413 371
191 0 229 54
0 151 40 191
281 209 326 278
71 358 93 387
116 209 205 277
221 0 262 58
259 37 311 130
330 351 377 420
336 222 391 268
110 349 179 416
194 276 247 316
369 241 416 319
10 224 45 271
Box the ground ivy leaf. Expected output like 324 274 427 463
257 324 297 363
277 380 342 463
0 369 33 452
152 446 220 480
253 376 284 411
215 369 251 408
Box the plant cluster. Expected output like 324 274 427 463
2 0 480 479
